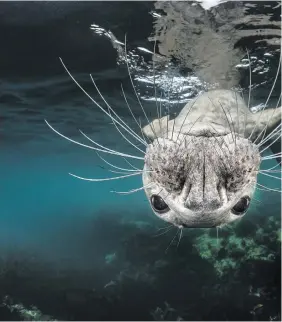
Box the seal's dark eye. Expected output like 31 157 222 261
150 195 169 213
231 196 250 215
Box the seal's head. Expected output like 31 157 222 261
143 133 261 228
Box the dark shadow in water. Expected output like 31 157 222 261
0 211 280 321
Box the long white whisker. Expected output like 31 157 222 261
90 74 147 147
258 123 281 146
153 38 162 133
260 169 281 173
260 161 282 171
177 115 203 152
259 133 282 154
120 84 148 145
262 152 282 159
98 165 145 175
252 196 262 204
154 225 175 238
69 171 142 182
79 129 127 155
104 103 146 155
249 55 281 140
259 172 281 181
171 81 185 140
157 224 174 232
58 57 146 148
96 152 142 172
45 120 143 160
234 91 240 137
218 100 236 145
124 35 160 143
176 97 200 142
246 48 252 113
165 228 180 253
110 182 153 194
177 228 183 248
123 158 140 170
254 93 281 145
256 182 281 193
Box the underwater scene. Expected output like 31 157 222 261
0 1 281 321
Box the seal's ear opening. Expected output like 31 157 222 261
142 115 170 140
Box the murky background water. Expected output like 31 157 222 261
0 1 281 320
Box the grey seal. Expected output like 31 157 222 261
45 58 281 229
142 89 280 228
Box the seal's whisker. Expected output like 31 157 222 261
158 91 165 144
123 157 140 170
96 152 142 172
105 104 146 155
124 35 160 145
79 129 140 157
246 48 252 113
260 170 281 173
254 93 281 145
165 228 180 253
251 197 262 204
78 129 143 159
258 123 281 146
209 123 232 154
249 55 281 140
98 166 149 175
166 76 175 139
259 172 281 181
218 100 236 145
261 153 282 160
157 224 174 232
209 137 230 173
177 115 203 153
120 84 149 145
261 152 282 158
59 58 145 148
176 97 199 142
153 225 175 238
45 120 143 160
69 171 143 182
176 228 183 248
256 182 281 193
260 134 282 153
207 95 234 144
137 117 149 144
111 182 153 194
99 168 134 175
152 39 163 135
90 74 147 148
171 81 185 141
226 101 237 147
266 161 282 170
234 91 240 136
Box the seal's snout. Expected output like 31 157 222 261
184 181 222 211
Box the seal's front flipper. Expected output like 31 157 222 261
142 115 170 140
